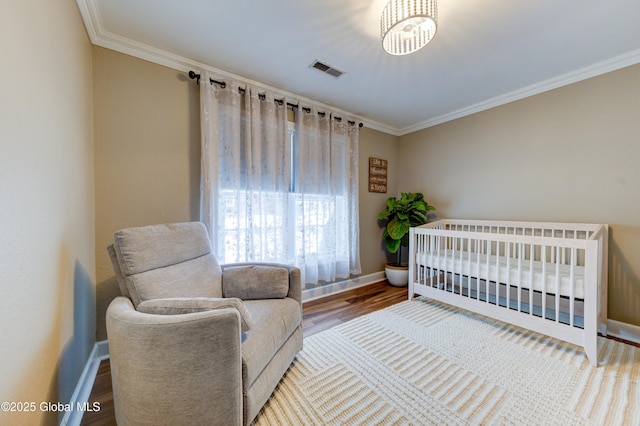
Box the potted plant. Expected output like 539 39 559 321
378 192 435 286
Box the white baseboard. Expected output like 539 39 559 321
95 340 110 359
302 271 386 302
61 340 110 426
607 319 640 345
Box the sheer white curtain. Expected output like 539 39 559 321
200 71 361 285
200 71 290 264
294 107 361 284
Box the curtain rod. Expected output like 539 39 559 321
188 71 363 128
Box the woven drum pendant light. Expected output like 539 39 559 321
381 0 438 55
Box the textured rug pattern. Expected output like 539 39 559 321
253 299 640 425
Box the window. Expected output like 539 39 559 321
218 125 348 269
199 77 360 285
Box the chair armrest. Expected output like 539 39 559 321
221 263 301 304
106 297 242 425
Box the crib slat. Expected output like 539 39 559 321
476 238 481 301
541 245 547 319
485 237 490 303
444 236 449 292
416 234 429 285
529 243 534 316
425 233 429 286
421 233 426 284
555 246 561 323
429 234 435 287
416 233 422 286
451 235 456 294
494 241 500 305
505 241 511 308
466 236 472 298
517 242 523 313
431 231 442 284
456 236 461 296
570 247 576 327
434 233 439 288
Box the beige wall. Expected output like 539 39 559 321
0 1 95 424
93 47 201 340
358 128 400 274
399 63 640 326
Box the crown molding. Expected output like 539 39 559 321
75 0 401 136
76 0 100 43
77 0 640 138
398 48 640 136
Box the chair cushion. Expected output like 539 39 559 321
114 222 211 275
222 265 290 300
137 297 254 332
112 222 223 307
107 244 129 298
241 298 302 388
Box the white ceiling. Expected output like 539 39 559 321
77 0 640 135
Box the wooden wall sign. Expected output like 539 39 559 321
368 157 388 193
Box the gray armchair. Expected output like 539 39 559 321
106 222 303 425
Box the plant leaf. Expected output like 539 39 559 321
387 218 410 240
384 234 402 253
411 211 428 225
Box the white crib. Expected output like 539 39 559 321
409 219 608 366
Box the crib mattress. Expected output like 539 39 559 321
415 250 585 299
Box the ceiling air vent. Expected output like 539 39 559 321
310 60 345 78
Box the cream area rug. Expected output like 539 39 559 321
253 298 639 426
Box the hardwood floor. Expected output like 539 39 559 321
302 281 408 336
80 361 116 426
80 281 407 425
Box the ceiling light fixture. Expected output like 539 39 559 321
381 0 438 56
